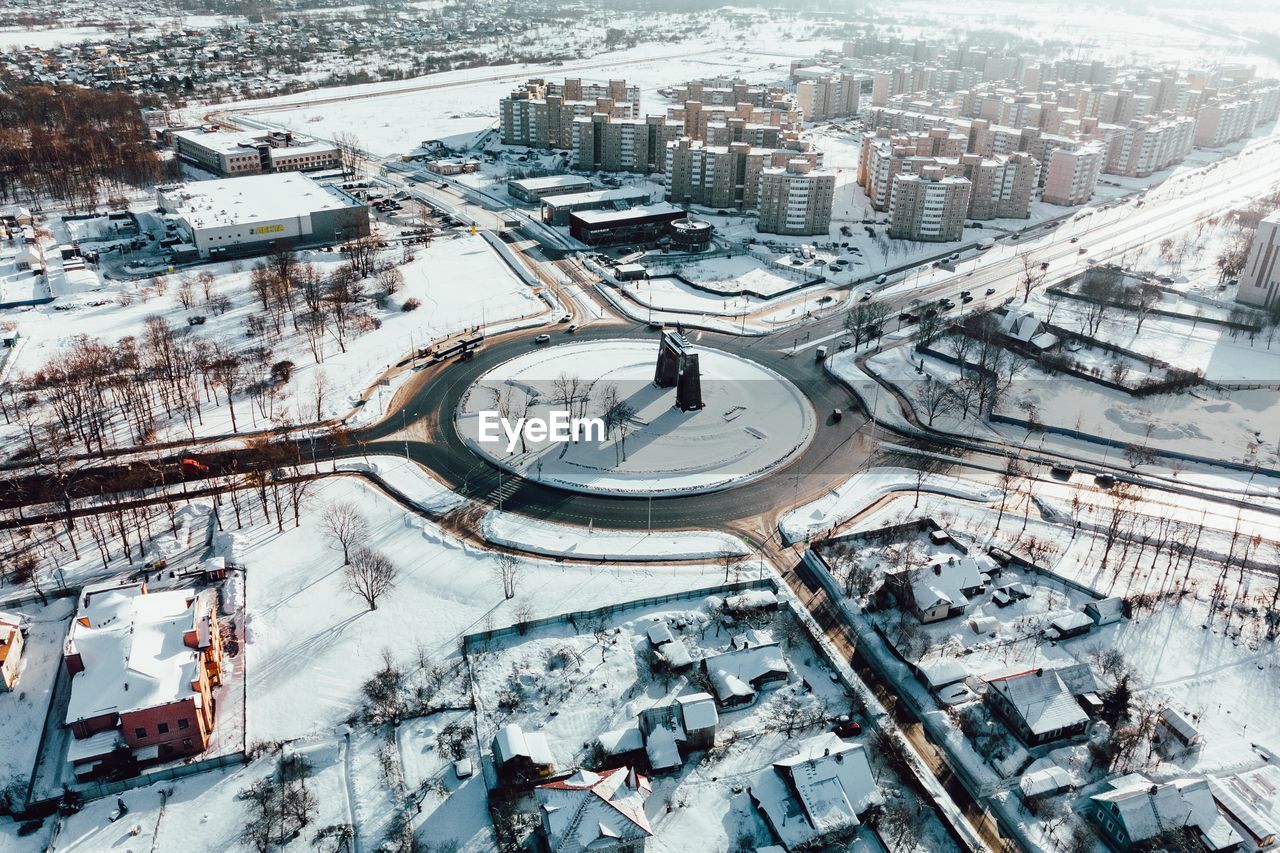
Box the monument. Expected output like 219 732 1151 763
653 331 704 411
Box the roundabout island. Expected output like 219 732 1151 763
454 336 816 497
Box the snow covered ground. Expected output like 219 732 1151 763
481 510 750 561
456 339 816 496
779 466 1004 544
0 224 545 453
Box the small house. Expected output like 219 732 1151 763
535 767 652 853
985 667 1090 746
1020 762 1073 800
700 643 789 708
1088 775 1241 852
1085 597 1126 626
1044 610 1095 641
491 723 555 785
899 555 991 623
1156 707 1203 750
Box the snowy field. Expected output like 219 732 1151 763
455 339 816 496
0 225 545 452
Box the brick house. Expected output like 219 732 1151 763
63 581 223 780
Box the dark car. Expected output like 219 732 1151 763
832 719 861 738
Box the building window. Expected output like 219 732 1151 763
157 722 170 734
178 718 190 730
135 727 147 739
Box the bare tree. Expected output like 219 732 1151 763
492 552 521 600
344 547 398 610
322 500 370 565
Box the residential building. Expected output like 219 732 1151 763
984 666 1090 746
891 554 991 623
1042 143 1103 206
666 101 799 142
699 640 789 708
795 73 861 121
960 152 1039 219
541 187 652 226
157 173 370 260
669 78 776 108
887 167 971 242
491 723 555 785
572 113 683 173
1087 775 1242 852
757 159 836 236
1236 211 1280 309
749 732 880 851
1194 96 1258 148
424 158 480 175
1100 117 1195 177
63 582 223 780
535 768 652 853
665 139 767 209
506 175 593 203
635 692 719 772
0 612 24 691
172 128 340 177
500 78 639 149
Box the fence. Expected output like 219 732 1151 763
459 578 778 652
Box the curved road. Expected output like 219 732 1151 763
355 324 877 530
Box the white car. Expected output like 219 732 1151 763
533 334 551 344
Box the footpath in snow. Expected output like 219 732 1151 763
779 466 1003 544
481 510 750 561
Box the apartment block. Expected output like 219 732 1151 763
670 78 776 108
960 152 1039 219
667 101 800 142
572 114 683 173
757 159 836 236
888 167 971 242
665 139 820 210
500 79 639 149
1042 143 1103 206
857 129 967 211
1100 117 1195 177
795 73 861 121
1236 211 1280 310
1194 97 1258 148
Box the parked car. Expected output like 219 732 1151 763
938 683 978 707
832 718 861 737
838 339 853 350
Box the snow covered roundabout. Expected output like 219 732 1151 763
455 338 816 496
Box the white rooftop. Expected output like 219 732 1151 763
64 583 214 724
571 202 682 225
508 175 593 191
541 187 651 208
159 173 359 230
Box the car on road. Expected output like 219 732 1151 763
899 311 918 323
566 324 578 333
832 408 843 422
838 339 853 350
533 334 551 344
558 314 571 323
985 287 996 295
1094 473 1117 488
1070 236 1080 243
962 294 974 303
876 274 888 284
1078 247 1088 254
860 291 873 301
940 299 956 309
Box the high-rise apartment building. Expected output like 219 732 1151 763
1236 211 1280 310
757 159 836 236
795 73 861 121
572 114 683 173
500 79 639 149
960 152 1039 219
1042 143 1103 206
888 167 971 242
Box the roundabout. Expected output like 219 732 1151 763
454 338 816 497
354 324 878 530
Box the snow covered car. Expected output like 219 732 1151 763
937 683 978 707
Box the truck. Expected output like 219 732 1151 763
815 346 828 361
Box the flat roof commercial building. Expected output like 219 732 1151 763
540 187 652 225
507 175 594 203
157 173 370 259
569 203 684 246
172 128 340 177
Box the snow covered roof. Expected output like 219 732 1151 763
645 725 681 770
64 583 215 725
509 175 593 192
1020 764 1073 798
1093 776 1241 850
701 644 788 704
570 202 682 226
917 657 969 690
492 723 554 768
911 555 989 613
1085 596 1125 624
1158 707 1201 744
731 628 775 649
999 308 1058 349
723 589 778 611
985 668 1089 737
158 173 360 230
541 187 650 209
753 733 879 849
645 621 675 646
657 639 692 669
597 726 644 757
675 693 718 733
536 767 652 853
1048 610 1095 634
1210 768 1280 847
66 728 123 765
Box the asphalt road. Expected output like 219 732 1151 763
354 324 877 531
